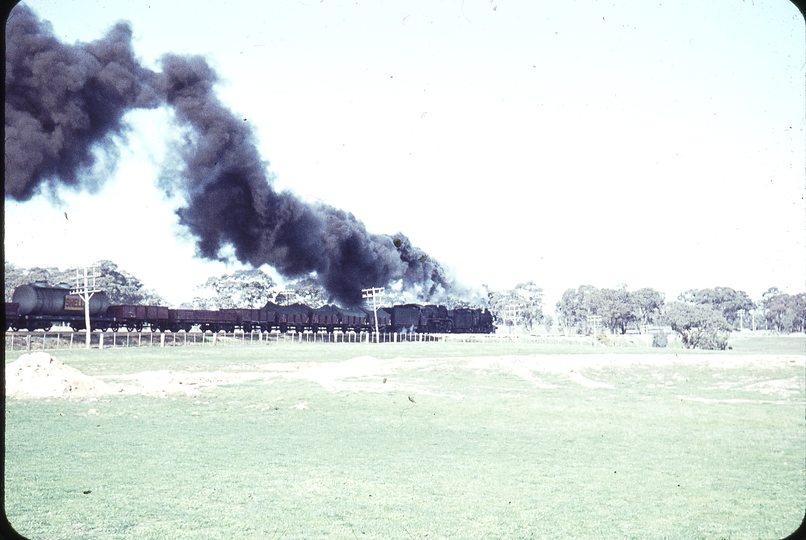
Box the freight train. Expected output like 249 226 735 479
5 282 495 334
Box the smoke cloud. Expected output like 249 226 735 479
5 5 454 306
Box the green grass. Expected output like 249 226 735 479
4 339 804 539
725 333 806 355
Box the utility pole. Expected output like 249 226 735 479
71 265 101 350
504 303 523 334
586 315 601 346
362 287 384 343
277 290 296 306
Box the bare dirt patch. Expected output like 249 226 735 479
5 353 121 399
5 351 804 400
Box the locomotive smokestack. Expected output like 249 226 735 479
5 5 452 306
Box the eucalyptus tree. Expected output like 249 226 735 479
665 301 731 350
677 287 754 330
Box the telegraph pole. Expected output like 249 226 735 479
71 266 101 350
504 303 524 334
277 290 296 306
587 314 601 346
362 287 384 343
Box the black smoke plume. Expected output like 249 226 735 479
5 5 160 200
4 5 453 306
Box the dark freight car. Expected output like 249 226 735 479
310 305 341 332
271 303 311 333
220 308 264 332
337 306 369 331
106 305 169 332
167 308 238 333
5 302 21 331
362 306 391 331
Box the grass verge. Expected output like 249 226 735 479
4 340 804 539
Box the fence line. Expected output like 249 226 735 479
5 329 646 352
4 329 442 352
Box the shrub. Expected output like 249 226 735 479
652 332 668 348
665 302 731 350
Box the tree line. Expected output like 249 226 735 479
4 261 306 311
487 282 804 350
4 261 166 306
552 284 804 349
5 261 805 349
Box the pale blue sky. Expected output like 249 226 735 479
5 0 805 307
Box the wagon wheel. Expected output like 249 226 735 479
111 324 119 332
126 325 135 332
11 325 19 332
182 324 193 333
135 323 143 332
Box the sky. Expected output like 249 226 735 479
4 0 806 308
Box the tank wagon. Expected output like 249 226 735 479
5 283 496 334
9 282 110 331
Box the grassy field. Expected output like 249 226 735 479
4 336 805 539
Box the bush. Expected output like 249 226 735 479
695 331 729 351
665 302 731 350
652 332 668 348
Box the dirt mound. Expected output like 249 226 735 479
5 352 119 399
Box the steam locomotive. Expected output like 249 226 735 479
5 282 496 334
